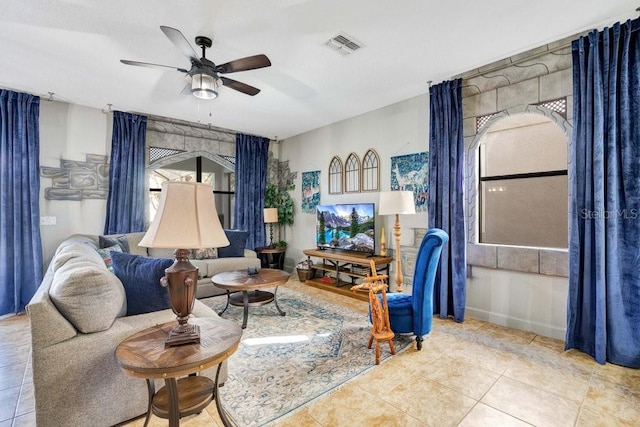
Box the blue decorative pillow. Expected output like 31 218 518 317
111 252 173 315
217 229 249 258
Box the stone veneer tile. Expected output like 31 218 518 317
466 243 497 268
478 57 513 74
496 246 539 273
540 68 572 102
490 62 548 87
146 131 185 149
510 45 549 64
463 117 477 137
497 78 540 111
539 249 568 277
463 90 497 119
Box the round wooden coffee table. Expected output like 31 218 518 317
211 268 290 329
115 317 242 427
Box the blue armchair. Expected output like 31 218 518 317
385 228 448 350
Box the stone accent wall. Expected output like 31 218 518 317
401 34 581 281
41 154 109 200
459 35 577 278
145 115 237 169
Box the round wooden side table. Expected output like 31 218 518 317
212 268 290 329
115 317 242 427
255 246 287 269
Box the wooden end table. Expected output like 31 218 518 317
211 268 290 329
255 246 286 269
115 317 242 427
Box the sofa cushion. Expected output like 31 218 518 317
53 242 105 272
192 247 218 260
99 234 130 253
148 247 176 258
125 232 149 256
95 245 123 273
49 258 126 333
217 229 249 258
111 252 173 316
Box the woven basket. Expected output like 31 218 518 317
296 268 315 281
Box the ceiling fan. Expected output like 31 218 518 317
121 26 271 99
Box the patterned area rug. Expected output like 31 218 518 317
202 287 412 426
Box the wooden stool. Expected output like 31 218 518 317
351 261 396 365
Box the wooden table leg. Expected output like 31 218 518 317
165 378 180 427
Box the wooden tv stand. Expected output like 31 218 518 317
302 248 393 301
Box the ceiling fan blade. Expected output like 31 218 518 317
216 54 271 74
220 77 261 96
120 59 188 73
160 25 201 64
180 83 192 95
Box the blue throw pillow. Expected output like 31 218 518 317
217 229 249 258
111 252 173 315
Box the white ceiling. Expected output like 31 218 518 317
0 1 637 140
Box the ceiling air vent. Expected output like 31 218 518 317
325 33 363 55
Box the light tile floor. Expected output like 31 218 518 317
1 279 639 427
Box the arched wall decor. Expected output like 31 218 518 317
362 149 380 192
328 156 343 194
344 153 361 193
327 148 380 195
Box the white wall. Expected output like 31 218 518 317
280 94 430 267
39 101 112 268
467 267 568 340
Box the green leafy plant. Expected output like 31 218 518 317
265 183 294 226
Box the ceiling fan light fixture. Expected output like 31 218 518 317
191 73 218 99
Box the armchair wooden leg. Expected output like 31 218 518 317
416 335 423 351
368 335 374 350
388 340 396 355
375 342 381 365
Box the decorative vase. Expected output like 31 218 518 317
380 227 386 256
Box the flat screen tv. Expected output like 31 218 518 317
316 203 375 254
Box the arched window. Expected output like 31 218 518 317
328 156 343 194
361 149 380 191
478 113 567 248
344 153 360 193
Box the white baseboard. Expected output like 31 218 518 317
465 307 566 341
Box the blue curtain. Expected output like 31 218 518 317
428 79 466 322
104 111 147 234
234 133 270 250
566 18 640 368
0 90 43 315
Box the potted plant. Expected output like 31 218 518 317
264 183 294 245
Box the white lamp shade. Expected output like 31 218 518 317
378 191 416 215
139 181 229 249
263 208 279 223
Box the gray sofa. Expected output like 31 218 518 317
116 231 261 298
27 233 256 427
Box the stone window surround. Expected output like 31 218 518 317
466 105 570 278
458 35 578 279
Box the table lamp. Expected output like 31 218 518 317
378 191 416 293
264 207 279 247
139 181 229 346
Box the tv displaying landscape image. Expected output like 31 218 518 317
315 203 375 254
